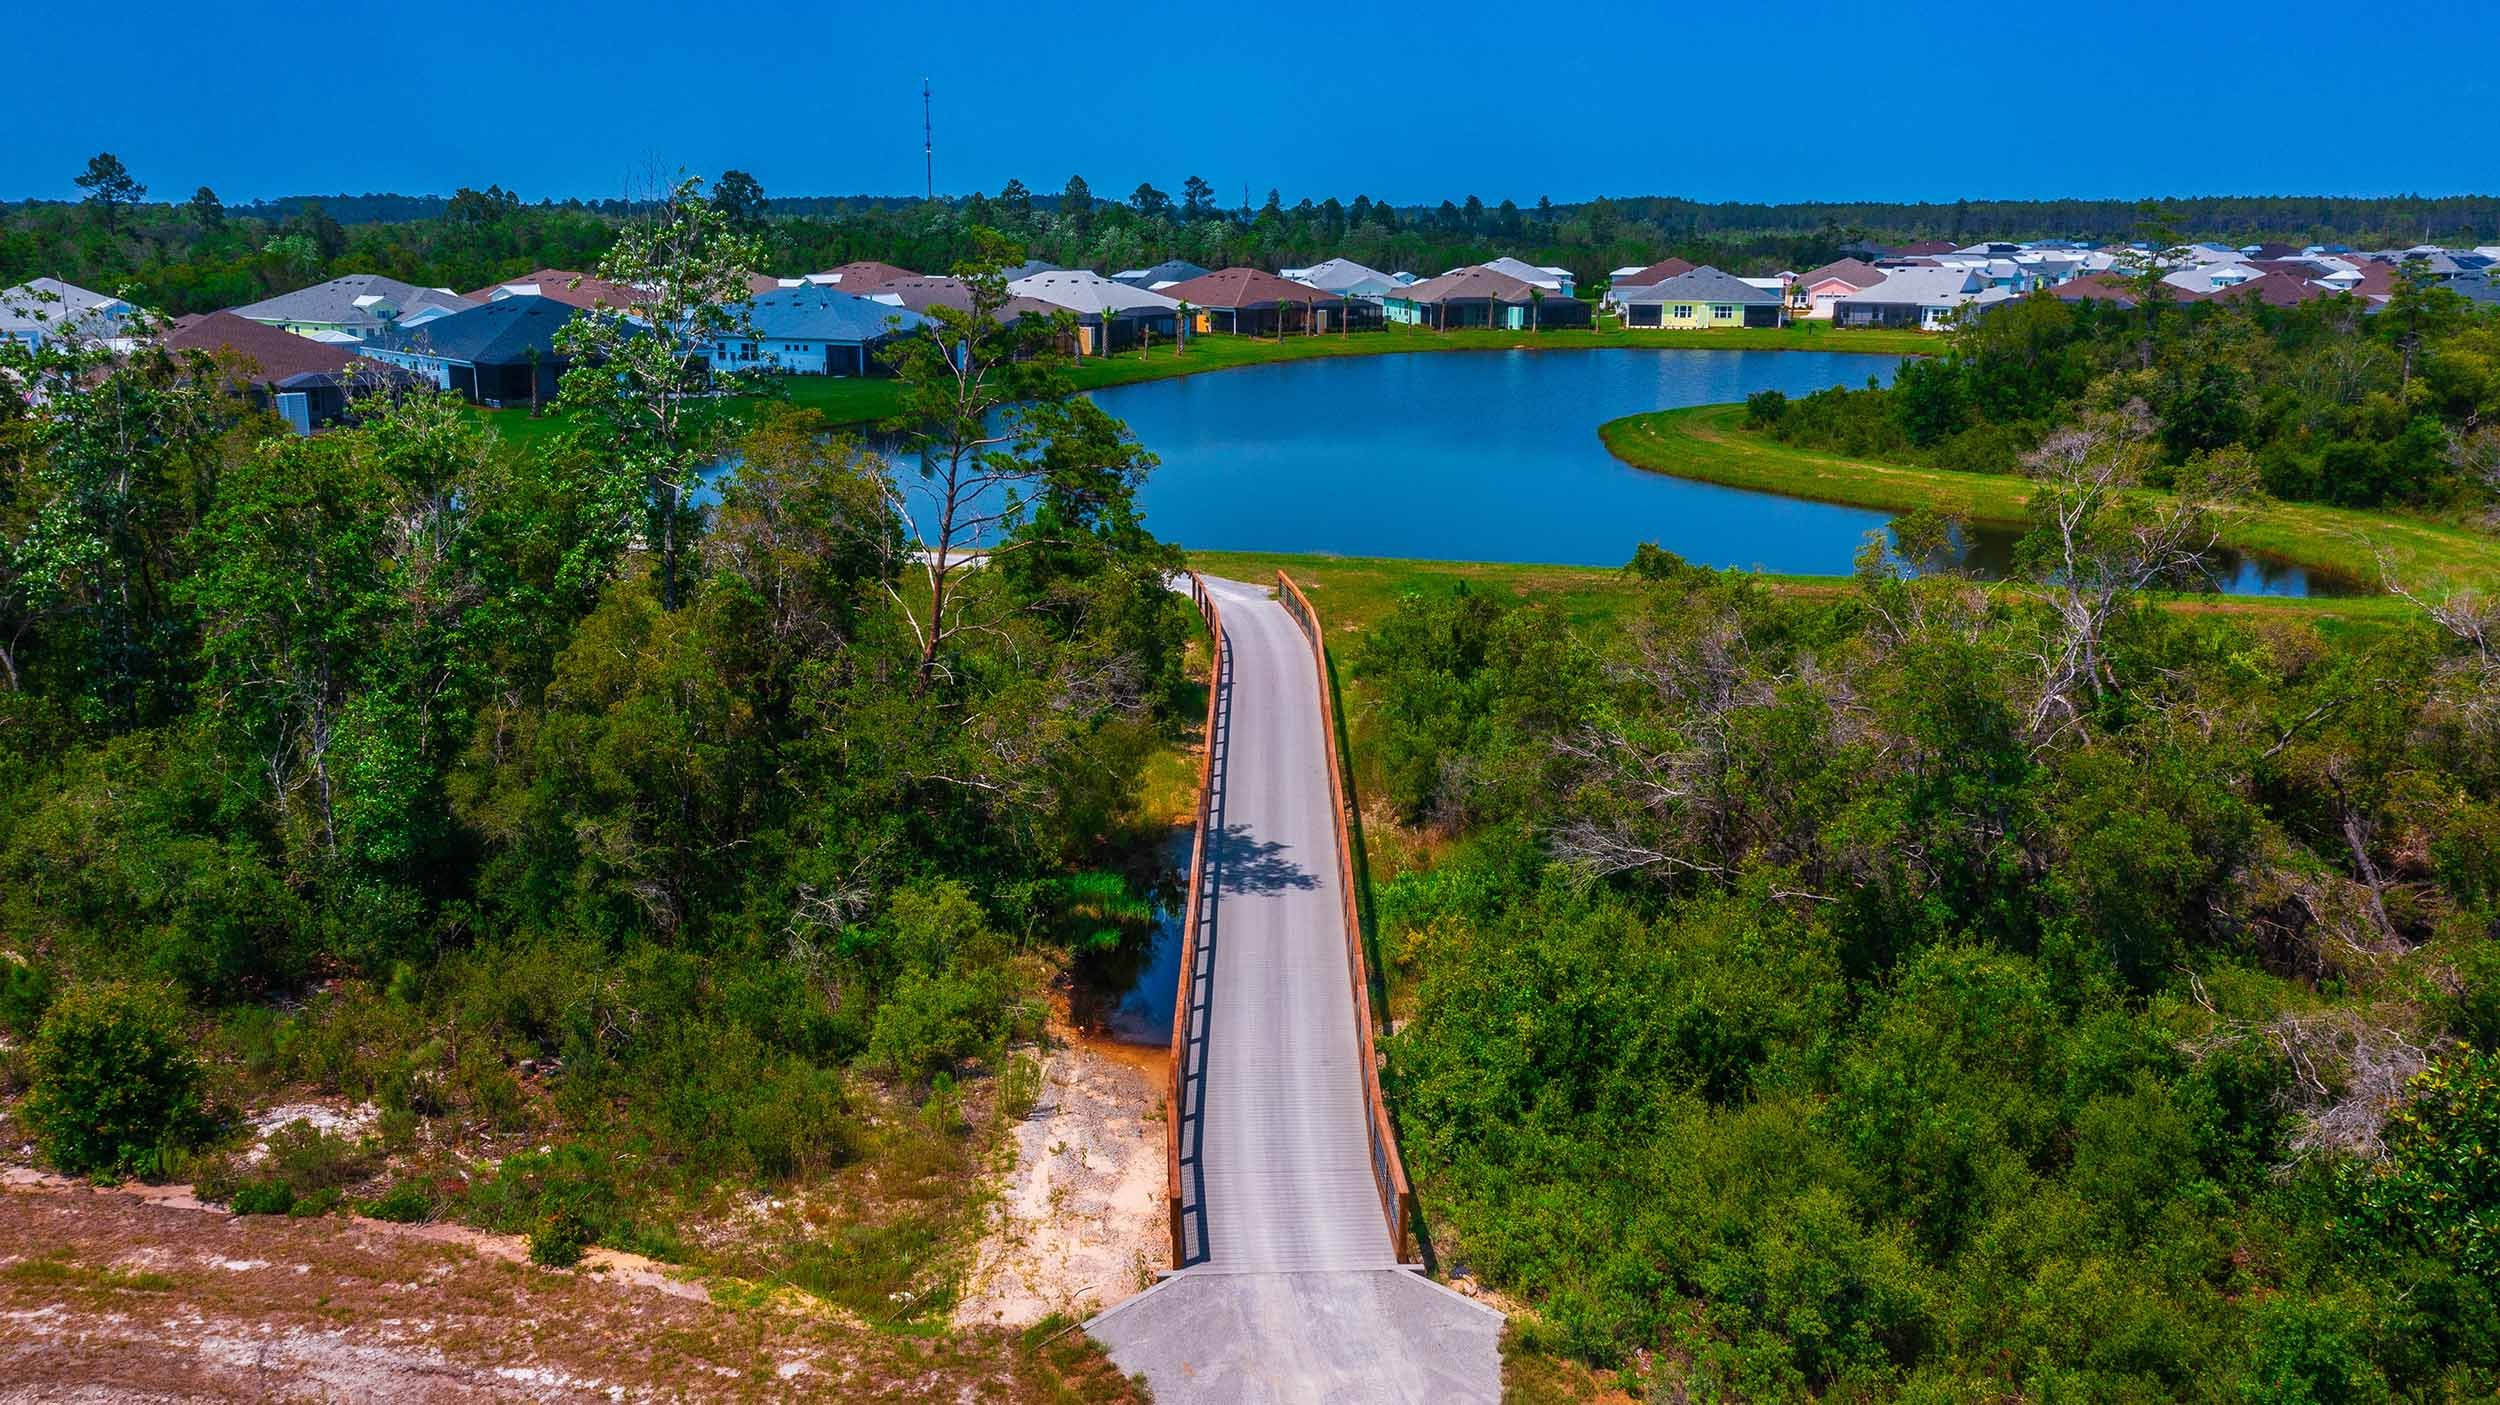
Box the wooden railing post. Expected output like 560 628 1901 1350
1167 572 1222 1269
1274 570 1415 1264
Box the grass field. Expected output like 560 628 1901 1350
1601 405 2500 588
467 322 1933 449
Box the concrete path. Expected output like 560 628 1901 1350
1088 576 1503 1403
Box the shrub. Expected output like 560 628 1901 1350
260 1118 378 1192
287 1186 343 1218
529 1207 592 1268
227 1179 296 1216
359 1183 434 1223
0 959 52 1037
23 984 203 1178
1744 389 1789 428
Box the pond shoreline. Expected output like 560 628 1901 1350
1600 405 2497 592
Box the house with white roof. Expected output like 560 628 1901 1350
1473 256 1576 296
1006 270 1181 354
1279 257 1404 301
0 277 141 352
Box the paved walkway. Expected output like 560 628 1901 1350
1088 576 1503 1403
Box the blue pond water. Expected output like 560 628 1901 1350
1091 348 2350 597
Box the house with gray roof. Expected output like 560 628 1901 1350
232 274 476 341
1383 266 1591 330
1474 256 1575 296
1110 259 1211 291
1616 266 1787 330
358 294 582 408
1831 268 2014 330
707 285 929 376
1 277 140 351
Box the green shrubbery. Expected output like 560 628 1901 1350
1365 556 2500 1396
23 984 204 1178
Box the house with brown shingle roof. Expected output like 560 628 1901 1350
1153 268 1377 335
1791 258 1887 319
163 310 424 430
1383 266 1592 331
803 261 915 292
468 268 647 314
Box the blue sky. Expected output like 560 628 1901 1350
9 0 2494 207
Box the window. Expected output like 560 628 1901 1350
1711 304 1735 319
1673 304 1695 319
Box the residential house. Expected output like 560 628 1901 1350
1383 266 1591 330
868 276 1066 325
2162 263 2264 296
2205 271 2337 308
1616 266 1787 330
803 261 917 292
1155 268 1376 335
359 295 580 408
1790 259 1886 318
1602 258 1696 310
1006 270 1181 353
1831 268 2012 330
162 310 422 431
1475 256 1575 295
0 277 139 351
1280 257 1403 301
707 285 927 375
1110 260 1211 291
1894 240 1958 257
232 274 476 341
469 268 647 313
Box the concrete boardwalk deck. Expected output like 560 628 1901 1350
1088 576 1502 1403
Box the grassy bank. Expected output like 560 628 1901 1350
1602 405 2500 587
1184 548 2420 636
470 322 1931 448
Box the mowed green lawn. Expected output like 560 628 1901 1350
466 322 1934 449
1601 405 2500 589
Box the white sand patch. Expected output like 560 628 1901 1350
953 1040 1167 1328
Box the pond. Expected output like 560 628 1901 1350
1092 348 2353 597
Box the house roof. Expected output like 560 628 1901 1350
2050 273 2147 305
1006 270 1182 317
1153 267 1333 310
233 274 475 330
1795 258 1886 291
363 295 580 365
1836 268 1989 307
1476 256 1569 288
1612 257 1696 288
1623 265 1784 305
804 261 916 291
1390 266 1545 305
1896 240 1959 256
0 277 134 340
1282 257 1401 296
468 268 646 312
161 310 356 380
867 276 1064 322
1110 260 1211 289
2206 271 2337 308
734 285 928 342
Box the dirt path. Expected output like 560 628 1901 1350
954 1037 1167 1330
0 1179 1138 1403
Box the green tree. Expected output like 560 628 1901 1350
187 185 224 231
553 174 765 611
73 152 144 231
711 169 768 232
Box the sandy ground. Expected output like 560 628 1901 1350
954 1037 1168 1329
0 1177 1139 1403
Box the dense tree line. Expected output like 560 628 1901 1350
0 199 1189 1282
1359 515 2500 1396
1747 279 2500 513
15 154 2495 318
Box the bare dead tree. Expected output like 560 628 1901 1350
2016 402 2244 748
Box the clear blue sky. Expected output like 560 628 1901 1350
9 0 2495 208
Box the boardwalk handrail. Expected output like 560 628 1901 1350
1273 570 1415 1263
1167 571 1222 1268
